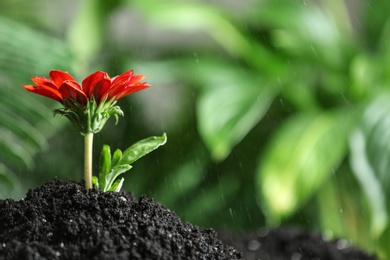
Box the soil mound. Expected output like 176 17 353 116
0 180 242 260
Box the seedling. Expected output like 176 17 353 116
23 70 166 191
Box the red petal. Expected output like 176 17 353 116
114 82 150 101
106 71 147 100
110 70 134 88
128 74 145 85
23 85 63 103
49 70 75 88
31 76 59 90
59 81 88 105
82 71 110 98
93 78 111 103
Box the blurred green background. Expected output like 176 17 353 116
1 0 390 257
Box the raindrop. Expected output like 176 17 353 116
193 52 200 63
279 98 286 110
256 227 269 238
336 239 349 250
291 252 302 260
310 45 319 58
245 207 253 224
322 230 333 241
247 240 260 251
229 208 235 221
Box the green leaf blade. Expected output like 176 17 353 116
92 176 99 189
119 133 167 166
109 178 124 192
257 111 350 224
112 149 122 167
197 67 276 161
103 165 132 192
99 145 111 190
349 94 390 237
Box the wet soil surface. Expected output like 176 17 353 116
218 228 377 260
0 180 376 260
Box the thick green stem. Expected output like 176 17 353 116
84 132 94 191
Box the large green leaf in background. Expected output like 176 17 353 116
67 0 120 66
251 1 349 70
257 111 351 224
349 94 390 238
0 16 74 197
133 0 246 56
197 66 276 161
133 0 286 77
0 17 73 79
0 163 21 198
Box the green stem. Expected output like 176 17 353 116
84 132 94 191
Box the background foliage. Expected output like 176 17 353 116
1 0 390 257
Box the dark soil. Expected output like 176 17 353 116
0 180 376 260
218 228 377 260
0 180 241 260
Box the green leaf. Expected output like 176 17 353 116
0 163 22 199
257 111 350 224
112 149 122 167
0 16 73 79
96 134 167 192
67 0 120 63
349 94 390 237
98 145 111 190
197 68 276 161
102 165 132 192
0 17 73 177
0 108 47 152
133 1 249 57
0 127 34 168
92 176 99 188
119 133 167 165
252 1 350 69
108 178 124 192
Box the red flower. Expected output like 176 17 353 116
23 70 150 106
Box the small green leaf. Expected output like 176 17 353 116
92 176 99 188
97 134 167 192
112 149 122 167
119 133 167 165
109 178 124 192
103 165 132 192
99 145 111 190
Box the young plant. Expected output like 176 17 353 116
93 133 167 192
23 70 166 191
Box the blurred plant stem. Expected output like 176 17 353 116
84 132 94 191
